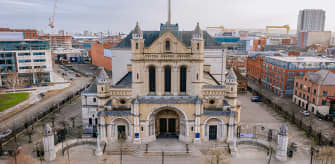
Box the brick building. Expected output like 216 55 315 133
39 34 72 49
262 56 335 96
0 28 38 39
246 52 283 83
292 70 335 116
90 43 113 71
226 53 247 76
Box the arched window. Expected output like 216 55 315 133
164 66 171 92
149 66 156 92
136 43 139 49
180 66 187 92
165 40 170 51
197 43 200 50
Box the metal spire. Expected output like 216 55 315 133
168 0 171 25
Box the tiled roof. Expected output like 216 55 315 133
111 72 132 88
308 70 335 85
117 30 221 49
82 82 97 94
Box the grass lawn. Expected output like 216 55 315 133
0 92 30 112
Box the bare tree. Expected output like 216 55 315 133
6 147 39 164
3 72 25 92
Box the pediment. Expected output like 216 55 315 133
144 30 191 54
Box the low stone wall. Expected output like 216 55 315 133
55 138 96 154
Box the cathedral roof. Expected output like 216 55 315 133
117 30 221 49
110 72 132 88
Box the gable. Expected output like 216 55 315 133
144 30 191 54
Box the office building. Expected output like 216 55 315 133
297 9 326 32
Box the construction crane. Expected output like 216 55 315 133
266 25 290 34
207 26 236 33
49 0 57 30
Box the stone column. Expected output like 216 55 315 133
133 99 141 144
172 66 178 96
95 130 103 156
100 116 107 143
43 124 56 161
107 124 111 143
157 67 162 96
276 125 288 161
193 99 201 144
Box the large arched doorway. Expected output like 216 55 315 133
147 107 187 141
110 118 132 142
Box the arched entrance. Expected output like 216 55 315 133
203 117 225 142
147 106 188 141
110 117 132 142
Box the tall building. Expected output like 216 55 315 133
0 33 54 87
297 9 326 32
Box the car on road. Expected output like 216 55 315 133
301 110 310 116
70 78 76 81
39 93 45 98
251 96 262 102
75 73 81 77
41 84 48 87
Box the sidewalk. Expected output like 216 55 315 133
248 80 335 145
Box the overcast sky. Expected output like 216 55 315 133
1 0 335 34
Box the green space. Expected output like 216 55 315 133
0 92 30 112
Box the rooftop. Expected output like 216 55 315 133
266 56 335 63
307 70 335 85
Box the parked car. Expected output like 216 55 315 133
251 96 262 102
41 84 48 87
39 93 45 98
301 110 310 116
75 73 81 77
70 78 76 81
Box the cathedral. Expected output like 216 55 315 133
81 3 241 144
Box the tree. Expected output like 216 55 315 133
3 72 25 92
6 147 39 164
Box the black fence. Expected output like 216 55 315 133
0 82 94 155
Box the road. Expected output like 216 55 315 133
0 75 92 132
231 93 311 164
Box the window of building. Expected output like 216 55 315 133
323 91 328 96
165 40 170 51
322 100 327 105
180 66 187 92
93 98 96 102
308 87 310 93
164 66 171 92
300 84 302 89
120 99 126 104
303 94 305 99
149 66 156 92
313 98 315 104
18 52 30 56
33 52 45 56
95 118 98 125
136 43 139 49
296 82 298 87
314 89 316 95
197 43 200 50
209 99 215 104
299 92 301 97
137 73 139 80
89 118 92 125
312 107 314 113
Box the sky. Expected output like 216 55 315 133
1 0 335 34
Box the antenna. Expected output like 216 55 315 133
168 0 171 25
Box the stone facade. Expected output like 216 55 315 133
81 22 241 144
